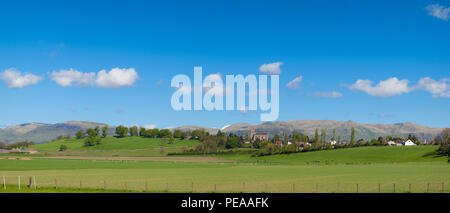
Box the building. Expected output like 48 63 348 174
329 140 337 145
387 141 396 146
403 140 417 146
250 127 269 141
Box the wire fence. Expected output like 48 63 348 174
1 175 449 193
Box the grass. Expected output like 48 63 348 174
25 136 200 157
1 145 448 193
216 146 447 164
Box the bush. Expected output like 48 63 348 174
59 144 67 151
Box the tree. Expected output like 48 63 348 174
314 128 319 143
337 135 341 144
332 128 336 141
173 129 184 139
437 128 450 157
101 125 109 138
59 144 67 151
86 128 98 137
168 134 175 144
146 128 159 138
84 136 101 147
129 126 139 136
75 130 85 139
115 125 128 137
158 129 172 138
94 126 100 137
350 127 355 144
139 127 147 137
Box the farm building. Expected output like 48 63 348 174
403 140 417 146
387 141 396 146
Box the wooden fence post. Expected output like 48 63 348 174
33 176 36 190
18 176 20 190
3 176 5 190
54 178 57 189
378 183 380 193
28 176 32 188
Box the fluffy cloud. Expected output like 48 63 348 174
349 77 411 97
50 68 95 87
96 68 138 88
142 124 157 129
50 68 138 88
426 4 450 21
286 75 302 89
310 91 343 98
416 77 450 98
259 62 283 74
0 68 43 88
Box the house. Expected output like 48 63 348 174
329 140 337 145
403 140 416 146
387 141 396 146
0 149 10 154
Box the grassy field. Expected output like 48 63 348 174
27 136 200 157
0 146 449 193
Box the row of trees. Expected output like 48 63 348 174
0 141 35 150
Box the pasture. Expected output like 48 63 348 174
0 146 449 193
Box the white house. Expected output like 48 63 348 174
403 140 416 146
330 140 337 145
387 141 396 146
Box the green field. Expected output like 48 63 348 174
28 136 200 157
0 145 449 193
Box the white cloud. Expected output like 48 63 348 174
50 68 95 87
416 77 450 98
95 68 138 88
50 67 138 88
142 124 157 129
311 91 343 98
259 62 283 74
286 75 302 89
426 4 450 21
349 77 411 97
0 68 43 88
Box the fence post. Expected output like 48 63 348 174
393 183 396 193
54 178 57 189
28 176 32 188
3 176 5 190
427 183 430 193
378 183 380 193
356 184 359 193
33 176 36 190
18 176 20 190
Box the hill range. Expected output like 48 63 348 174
0 120 445 144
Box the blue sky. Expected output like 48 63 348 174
0 0 449 129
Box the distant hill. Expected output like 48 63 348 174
0 121 113 144
221 120 444 142
0 120 445 144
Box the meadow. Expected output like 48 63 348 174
1 142 449 193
